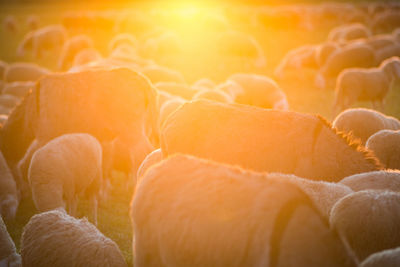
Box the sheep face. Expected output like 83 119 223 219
0 194 18 220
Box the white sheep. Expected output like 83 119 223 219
109 33 138 53
2 81 34 99
274 45 317 79
0 216 21 267
333 108 400 144
0 150 18 220
3 62 49 83
330 190 400 263
131 154 356 267
158 98 185 129
340 170 400 192
327 23 371 43
227 73 289 110
333 57 400 114
21 209 127 267
216 31 266 68
366 130 400 169
315 43 375 89
17 25 67 58
155 82 195 100
161 100 381 182
142 65 185 84
58 35 94 70
360 246 400 267
136 148 163 183
192 89 233 103
28 133 102 224
72 48 102 67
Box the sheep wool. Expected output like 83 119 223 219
161 100 381 182
132 154 356 267
21 209 127 267
330 190 400 263
366 130 400 170
340 170 400 192
360 247 400 267
0 216 21 267
333 108 400 144
0 150 18 220
28 133 102 223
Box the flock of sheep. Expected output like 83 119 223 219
1 1 400 266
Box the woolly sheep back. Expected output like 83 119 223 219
21 209 127 267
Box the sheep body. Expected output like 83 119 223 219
0 216 21 267
366 130 400 169
132 154 355 267
330 190 400 262
340 170 400 192
161 100 381 182
4 63 49 83
228 73 289 110
360 247 400 267
0 150 18 220
21 209 127 267
28 133 102 223
333 108 400 144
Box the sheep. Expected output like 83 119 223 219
192 89 233 103
17 25 67 58
28 133 102 224
72 48 102 67
161 100 381 182
330 190 400 263
3 15 18 34
0 94 20 109
158 98 185 129
0 60 7 80
3 62 49 83
216 31 266 68
21 209 127 267
142 31 182 59
192 78 216 90
142 65 185 84
0 68 159 197
274 45 317 79
136 148 162 182
0 150 18 220
333 57 400 114
0 115 7 127
375 42 400 64
58 35 94 70
332 108 400 144
0 216 21 267
155 82 196 100
315 42 340 67
315 43 376 89
226 73 289 110
360 247 400 267
371 10 400 34
327 23 372 43
2 81 34 98
26 15 39 30
366 130 400 169
102 134 153 189
109 33 138 53
132 154 356 267
340 170 400 192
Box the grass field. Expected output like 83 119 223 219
1 2 400 266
